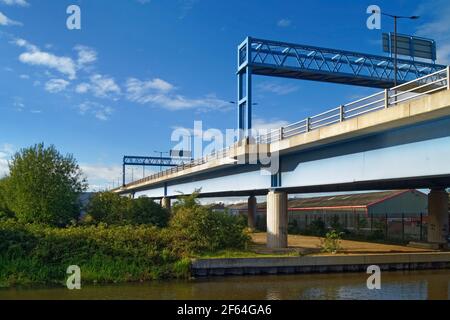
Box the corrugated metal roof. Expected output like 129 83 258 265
228 190 420 210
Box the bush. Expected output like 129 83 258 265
169 194 250 255
86 192 169 227
0 178 13 220
307 218 326 236
128 197 170 227
320 229 344 254
0 219 180 287
4 143 87 226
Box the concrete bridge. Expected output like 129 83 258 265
115 67 450 249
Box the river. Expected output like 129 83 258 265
1 270 449 300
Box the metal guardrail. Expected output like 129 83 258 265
124 66 449 189
258 67 449 144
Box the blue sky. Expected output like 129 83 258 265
0 0 449 190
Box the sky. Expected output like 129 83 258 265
0 0 449 191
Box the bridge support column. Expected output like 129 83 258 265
248 196 257 230
266 190 288 249
427 188 449 246
161 197 171 211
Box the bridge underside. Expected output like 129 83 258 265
135 116 450 199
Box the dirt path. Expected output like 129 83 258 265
250 233 434 255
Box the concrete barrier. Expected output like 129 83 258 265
191 252 450 277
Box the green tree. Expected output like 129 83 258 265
6 143 87 226
128 197 170 227
0 177 14 219
86 192 170 226
169 193 249 255
85 192 128 224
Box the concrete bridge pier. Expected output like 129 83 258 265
161 197 171 211
427 188 449 246
247 195 257 230
266 190 288 249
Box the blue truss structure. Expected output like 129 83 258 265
122 156 191 186
237 36 446 138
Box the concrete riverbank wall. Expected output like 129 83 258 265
191 252 450 277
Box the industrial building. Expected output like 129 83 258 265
229 190 429 241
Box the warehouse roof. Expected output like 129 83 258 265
228 190 426 211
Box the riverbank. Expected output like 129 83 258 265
192 252 450 276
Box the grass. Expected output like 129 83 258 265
197 248 300 259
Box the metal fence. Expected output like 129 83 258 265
252 211 427 243
124 66 449 188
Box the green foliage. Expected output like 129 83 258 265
288 219 301 234
320 229 344 254
0 191 250 287
0 219 181 287
85 192 170 227
169 193 250 255
0 178 14 219
307 218 327 236
330 215 344 233
5 143 87 226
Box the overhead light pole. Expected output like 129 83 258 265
154 150 169 172
375 11 420 87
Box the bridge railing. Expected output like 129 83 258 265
125 66 449 188
258 66 449 144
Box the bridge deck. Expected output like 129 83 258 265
115 69 450 196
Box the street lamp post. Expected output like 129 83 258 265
377 11 420 87
154 150 169 172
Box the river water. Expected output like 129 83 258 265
1 270 449 300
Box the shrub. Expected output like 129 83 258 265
0 219 181 286
5 143 87 226
169 194 250 255
86 192 169 227
307 218 326 236
330 215 344 233
128 197 170 227
320 229 344 254
0 178 13 220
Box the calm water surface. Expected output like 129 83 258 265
1 270 449 300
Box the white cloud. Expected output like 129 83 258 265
76 74 121 99
415 0 450 64
45 79 70 93
277 19 291 28
0 143 15 178
78 101 113 121
126 77 229 111
253 118 290 132
256 82 299 95
19 51 76 80
80 164 123 191
19 74 29 79
74 45 97 68
0 0 29 6
13 97 24 111
0 11 22 26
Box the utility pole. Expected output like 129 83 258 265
154 151 169 172
377 11 420 87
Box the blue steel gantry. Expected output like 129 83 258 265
237 37 446 139
122 155 191 186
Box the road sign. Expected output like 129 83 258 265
383 33 436 61
170 150 192 158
